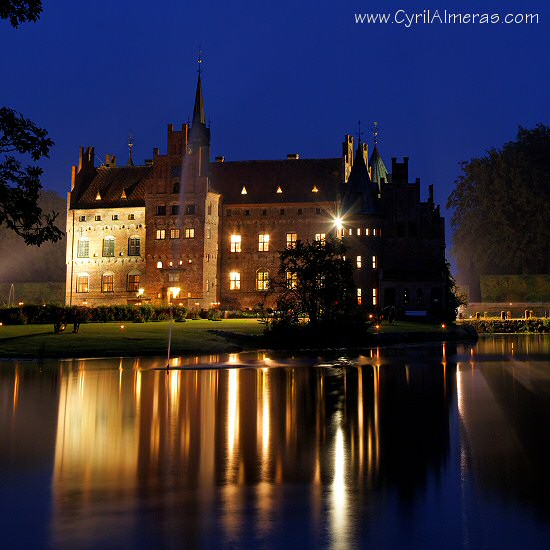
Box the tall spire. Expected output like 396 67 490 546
192 49 206 126
127 133 134 167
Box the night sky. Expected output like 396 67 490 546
1 0 548 244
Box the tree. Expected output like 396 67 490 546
0 1 42 28
447 125 550 289
1 1 62 245
269 236 358 326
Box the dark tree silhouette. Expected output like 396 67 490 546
0 1 42 28
447 125 550 287
1 1 62 245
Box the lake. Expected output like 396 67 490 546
1 335 550 549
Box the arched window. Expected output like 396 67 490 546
157 261 163 269
77 237 89 258
101 272 114 293
127 270 141 292
102 236 115 257
128 236 140 256
256 270 269 291
76 273 89 293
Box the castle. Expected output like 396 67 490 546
65 71 447 317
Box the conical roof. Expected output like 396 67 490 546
342 144 379 215
192 74 206 125
369 145 389 190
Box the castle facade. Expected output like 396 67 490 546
65 74 447 317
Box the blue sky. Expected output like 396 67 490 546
1 0 548 244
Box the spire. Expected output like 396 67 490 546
342 143 378 215
192 49 206 126
127 133 134 167
369 122 389 189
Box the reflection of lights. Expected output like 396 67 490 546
13 367 20 413
227 370 239 456
330 414 348 549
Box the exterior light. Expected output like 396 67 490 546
120 325 125 329
375 324 380 330
441 323 446 329
335 217 343 231
137 288 144 296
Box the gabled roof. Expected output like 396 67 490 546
71 165 149 209
210 158 342 205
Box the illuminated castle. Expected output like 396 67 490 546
65 70 447 316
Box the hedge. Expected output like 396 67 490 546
462 319 550 334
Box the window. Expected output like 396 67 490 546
357 288 362 305
157 261 163 269
416 288 424 305
170 229 180 239
76 275 89 293
403 288 409 305
298 208 303 215
315 233 326 244
127 273 140 292
286 271 298 289
171 205 179 216
280 208 285 215
207 204 212 215
102 237 115 257
286 233 297 249
245 209 250 216
262 209 267 216
128 213 135 220
373 228 377 236
185 204 195 215
256 270 269 291
315 208 321 215
230 272 241 290
226 209 232 216
171 165 181 177
77 238 89 258
78 215 86 222
372 255 377 269
348 228 353 236
101 274 114 293
258 233 270 252
231 234 242 252
356 256 362 268
172 182 180 194
95 215 102 221
112 214 118 221
156 205 166 216
185 228 195 239
357 228 361 236
206 227 211 239
156 229 166 240
168 273 179 282
128 237 140 256
372 288 378 306
365 228 370 236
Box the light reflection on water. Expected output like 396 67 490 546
1 336 550 548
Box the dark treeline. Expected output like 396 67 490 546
0 190 66 283
447 124 550 300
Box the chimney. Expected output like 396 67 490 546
287 153 300 160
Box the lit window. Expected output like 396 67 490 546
286 271 298 289
348 228 353 236
231 234 242 252
372 255 377 269
256 270 269 290
315 233 326 244
276 186 282 194
356 256 362 268
127 273 140 291
76 275 89 293
170 229 180 239
357 228 361 236
185 228 195 238
112 214 118 221
230 272 241 290
373 228 377 236
373 288 378 306
128 237 140 256
258 233 270 252
206 227 211 239
286 232 297 249
241 185 247 195
357 288 362 305
156 205 166 216
157 261 163 269
156 229 166 240
403 288 409 305
312 185 319 193
101 274 114 293
365 228 370 236
102 236 115 257
77 238 89 258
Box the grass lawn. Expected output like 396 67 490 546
0 319 451 359
0 319 266 358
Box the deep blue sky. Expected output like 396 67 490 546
1 0 548 244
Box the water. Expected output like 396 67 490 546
1 335 550 549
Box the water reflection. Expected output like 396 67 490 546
1 336 550 548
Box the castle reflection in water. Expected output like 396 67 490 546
3 335 550 548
